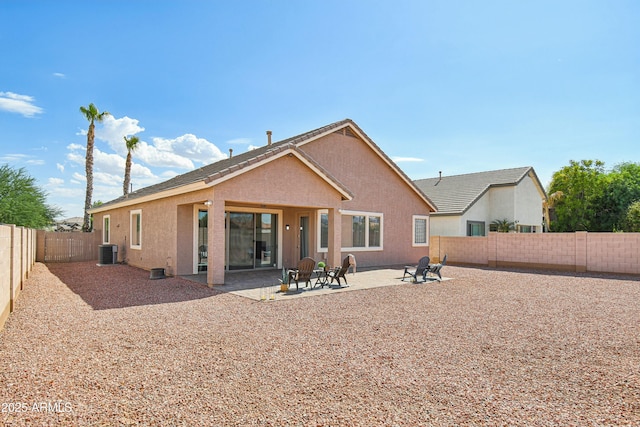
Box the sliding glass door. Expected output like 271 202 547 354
227 212 278 270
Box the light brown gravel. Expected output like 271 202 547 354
1 261 639 426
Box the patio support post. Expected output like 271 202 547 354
327 207 342 269
207 198 226 286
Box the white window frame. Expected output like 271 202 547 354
130 209 142 249
102 215 111 244
412 215 429 247
317 209 384 252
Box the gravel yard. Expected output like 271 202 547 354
1 261 639 426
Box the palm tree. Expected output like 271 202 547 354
491 218 517 233
123 135 140 197
79 103 110 232
543 191 564 232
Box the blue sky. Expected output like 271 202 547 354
1 1 638 219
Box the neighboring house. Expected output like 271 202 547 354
413 167 547 237
89 119 437 285
54 217 83 232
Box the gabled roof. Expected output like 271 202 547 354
90 119 436 213
413 167 546 216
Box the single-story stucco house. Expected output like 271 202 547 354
413 167 547 237
89 119 437 285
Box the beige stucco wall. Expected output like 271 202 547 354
93 188 214 274
93 126 434 282
301 131 432 266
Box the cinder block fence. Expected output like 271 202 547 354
430 232 640 275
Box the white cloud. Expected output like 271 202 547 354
66 115 229 202
96 115 145 155
66 143 84 151
56 163 65 173
66 150 85 166
392 157 424 163
48 177 64 186
151 134 227 167
0 91 43 117
53 72 66 78
71 172 85 182
66 143 159 190
0 153 28 162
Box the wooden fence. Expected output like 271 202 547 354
0 224 36 331
36 230 101 263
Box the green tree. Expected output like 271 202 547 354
623 201 640 232
543 191 564 232
122 135 140 197
0 164 62 228
596 162 640 231
548 160 607 231
80 103 110 232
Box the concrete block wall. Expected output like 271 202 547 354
431 232 640 275
431 235 488 266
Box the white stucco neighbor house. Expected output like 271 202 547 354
413 167 547 236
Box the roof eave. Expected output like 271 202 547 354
88 181 209 214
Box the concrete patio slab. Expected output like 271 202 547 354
181 267 451 301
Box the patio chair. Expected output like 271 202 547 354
402 256 430 283
288 257 316 290
426 254 447 281
328 256 352 287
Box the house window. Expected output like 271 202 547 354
348 215 366 247
467 221 485 236
320 212 329 248
130 209 142 249
413 215 429 246
369 216 381 247
518 225 534 233
317 210 383 251
103 215 110 244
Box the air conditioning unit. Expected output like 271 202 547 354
98 244 118 265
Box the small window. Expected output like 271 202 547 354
413 215 429 246
467 221 485 236
369 216 381 247
320 212 329 249
518 225 534 233
103 215 110 244
130 209 142 249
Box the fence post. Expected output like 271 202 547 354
575 231 587 273
487 232 498 267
